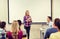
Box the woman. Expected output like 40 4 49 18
23 10 32 39
7 21 19 39
7 20 23 39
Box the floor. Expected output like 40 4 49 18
30 24 40 39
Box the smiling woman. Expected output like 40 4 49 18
8 0 51 23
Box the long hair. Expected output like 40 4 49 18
11 20 19 34
25 10 30 16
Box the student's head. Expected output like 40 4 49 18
11 20 19 33
47 16 52 22
0 21 6 29
54 18 60 30
17 20 22 26
25 10 29 16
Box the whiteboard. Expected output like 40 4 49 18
9 0 51 23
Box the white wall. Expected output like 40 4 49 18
0 0 60 23
0 0 51 24
0 0 8 23
0 0 10 31
53 0 60 19
0 0 60 31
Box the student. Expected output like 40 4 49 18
18 30 23 39
23 10 32 39
49 18 60 39
17 20 26 37
11 21 19 39
44 18 58 39
44 16 52 39
7 20 23 39
17 20 22 30
47 16 53 28
7 21 19 39
17 20 23 39
0 21 6 39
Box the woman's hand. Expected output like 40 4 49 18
28 17 32 22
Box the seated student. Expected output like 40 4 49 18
17 20 22 30
0 21 6 39
7 20 19 39
47 16 53 28
49 18 60 39
17 20 26 37
44 18 58 39
7 20 23 39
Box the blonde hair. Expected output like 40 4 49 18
25 10 30 16
11 20 19 34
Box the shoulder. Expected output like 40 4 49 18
47 28 57 32
50 33 56 36
46 28 54 33
49 32 58 39
0 28 5 32
29 16 31 17
47 28 56 30
50 21 53 23
24 16 26 18
47 28 53 31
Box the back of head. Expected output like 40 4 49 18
11 20 19 33
0 21 6 29
54 18 60 30
48 16 52 21
17 20 22 26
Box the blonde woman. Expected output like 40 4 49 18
7 20 19 39
11 20 19 34
7 20 23 39
23 10 32 39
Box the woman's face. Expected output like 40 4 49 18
47 17 50 23
25 10 29 16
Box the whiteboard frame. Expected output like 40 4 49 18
8 0 53 24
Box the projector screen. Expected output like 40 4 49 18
9 0 51 23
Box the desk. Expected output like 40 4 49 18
40 26 48 39
40 28 45 39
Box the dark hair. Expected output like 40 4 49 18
54 18 60 30
17 20 22 26
48 16 52 21
0 22 2 28
0 21 6 29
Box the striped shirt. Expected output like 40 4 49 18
24 16 32 27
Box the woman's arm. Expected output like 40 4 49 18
23 16 28 23
28 16 32 22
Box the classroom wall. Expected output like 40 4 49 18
0 0 60 31
0 0 60 24
0 0 9 30
0 0 8 23
9 0 51 23
53 0 60 19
